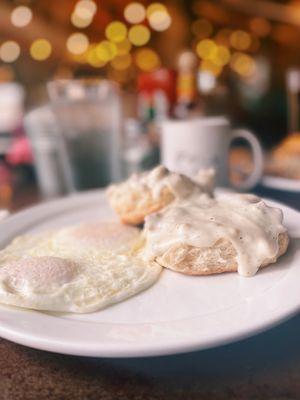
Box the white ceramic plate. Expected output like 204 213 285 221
262 175 300 192
0 190 299 358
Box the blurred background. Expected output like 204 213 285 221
0 0 300 209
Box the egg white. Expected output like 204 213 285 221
0 222 161 313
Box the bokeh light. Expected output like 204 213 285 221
148 10 171 31
67 33 89 55
196 39 230 67
200 59 222 77
128 25 151 46
191 19 213 39
249 17 271 37
146 3 167 18
230 52 256 77
71 0 96 28
135 48 161 71
124 3 146 24
11 6 32 28
111 54 132 70
74 0 97 20
115 38 132 55
105 21 127 43
30 39 52 61
212 45 230 66
196 39 217 60
230 30 251 51
96 41 117 62
0 41 20 63
71 12 92 28
87 45 106 67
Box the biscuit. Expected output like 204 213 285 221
142 193 289 276
107 183 175 225
154 232 289 276
107 165 212 225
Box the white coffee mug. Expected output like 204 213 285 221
161 116 264 190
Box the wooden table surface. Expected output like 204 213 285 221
1 184 300 400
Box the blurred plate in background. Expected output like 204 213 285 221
262 175 300 192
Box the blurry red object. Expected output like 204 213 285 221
6 136 33 166
137 68 177 105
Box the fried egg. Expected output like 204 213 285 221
52 221 141 255
0 222 161 313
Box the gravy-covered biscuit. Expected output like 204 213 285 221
142 193 289 277
107 165 213 225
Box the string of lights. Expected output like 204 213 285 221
0 0 273 81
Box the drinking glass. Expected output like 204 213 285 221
24 105 73 198
47 79 122 191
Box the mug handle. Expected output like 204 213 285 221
229 129 264 191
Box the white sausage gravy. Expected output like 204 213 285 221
110 165 214 200
143 193 287 276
